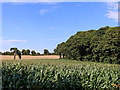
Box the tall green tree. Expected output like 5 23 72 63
26 49 30 55
31 50 36 56
44 49 49 55
22 49 26 55
22 49 30 55
55 26 120 64
10 48 20 59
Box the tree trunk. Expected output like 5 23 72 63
59 53 61 59
14 52 17 59
63 54 65 59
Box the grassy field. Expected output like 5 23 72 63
2 59 120 68
2 59 120 89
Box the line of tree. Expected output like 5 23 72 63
1 49 55 56
54 26 120 64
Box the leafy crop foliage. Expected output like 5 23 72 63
2 62 120 89
55 26 120 64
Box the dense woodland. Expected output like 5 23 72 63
54 26 120 64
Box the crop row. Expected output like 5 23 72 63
2 63 120 89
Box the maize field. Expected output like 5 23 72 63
2 61 120 90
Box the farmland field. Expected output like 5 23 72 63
2 57 120 89
2 55 59 60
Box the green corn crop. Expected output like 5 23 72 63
2 62 120 90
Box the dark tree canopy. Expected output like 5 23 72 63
44 49 49 55
55 26 120 64
31 50 36 56
3 48 41 56
10 48 18 52
36 52 40 55
10 48 20 53
22 49 30 55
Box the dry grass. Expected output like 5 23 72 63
1 55 59 60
